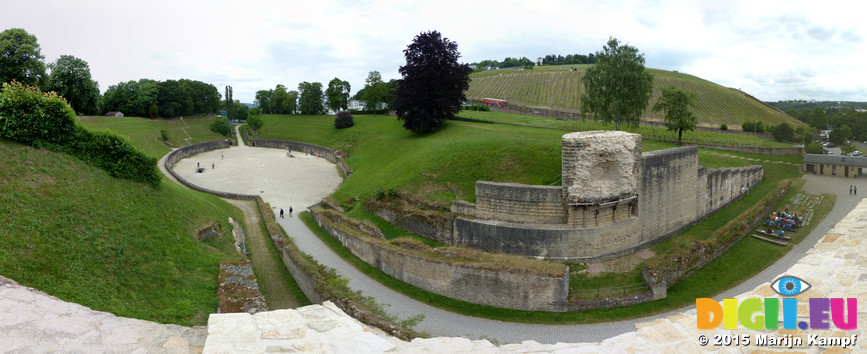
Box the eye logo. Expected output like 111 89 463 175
771 275 811 296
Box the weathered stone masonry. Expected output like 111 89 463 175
450 131 763 262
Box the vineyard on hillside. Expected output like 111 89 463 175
467 66 804 129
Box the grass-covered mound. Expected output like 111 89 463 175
78 115 228 159
0 141 245 326
256 114 674 205
467 65 804 129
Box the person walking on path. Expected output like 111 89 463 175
850 185 853 195
289 206 293 217
280 208 284 219
856 185 858 195
785 203 789 213
212 163 215 169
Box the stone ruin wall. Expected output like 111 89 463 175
472 182 566 224
449 132 764 262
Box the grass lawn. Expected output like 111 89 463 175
457 110 795 148
0 141 246 326
78 115 227 158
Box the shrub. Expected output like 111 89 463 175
720 123 727 131
247 115 263 131
210 117 231 137
334 111 354 129
160 129 169 141
463 105 490 112
0 81 160 187
805 142 824 154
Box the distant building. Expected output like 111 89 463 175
104 111 124 117
348 100 365 111
802 154 867 178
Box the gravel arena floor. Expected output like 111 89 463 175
173 143 343 213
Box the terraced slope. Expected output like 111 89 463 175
467 65 804 129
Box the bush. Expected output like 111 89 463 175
210 117 231 137
0 81 160 187
334 111 354 129
772 122 794 142
160 129 169 141
720 123 727 130
463 105 490 112
247 115 263 131
805 142 824 154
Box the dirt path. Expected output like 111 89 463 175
224 198 304 310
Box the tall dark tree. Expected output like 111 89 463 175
0 28 46 87
224 85 233 110
651 86 697 145
394 31 472 133
157 80 191 117
580 37 654 130
102 79 159 117
297 81 325 115
45 55 100 115
325 77 351 112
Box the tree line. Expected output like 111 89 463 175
469 53 597 70
1 27 229 119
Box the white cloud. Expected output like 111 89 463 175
2 0 864 103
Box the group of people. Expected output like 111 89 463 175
764 210 801 231
850 185 858 195
279 207 293 218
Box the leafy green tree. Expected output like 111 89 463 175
325 77 351 112
362 71 387 117
809 107 827 130
771 122 795 142
580 37 654 130
179 79 220 114
297 81 325 115
210 117 231 137
45 55 100 115
148 103 159 118
102 79 159 117
271 85 289 114
228 101 248 121
840 142 857 156
224 85 233 110
247 114 263 131
829 124 851 145
651 86 697 145
285 90 298 114
157 80 191 118
0 28 46 87
804 142 824 154
394 31 472 133
255 89 272 113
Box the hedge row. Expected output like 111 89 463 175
0 82 160 187
643 179 793 286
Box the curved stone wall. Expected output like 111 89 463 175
163 141 257 200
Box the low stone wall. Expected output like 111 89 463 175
701 166 763 214
473 181 566 224
311 207 570 312
164 141 256 200
247 138 353 178
365 199 455 244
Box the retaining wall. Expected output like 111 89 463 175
164 141 256 200
473 182 566 224
247 138 352 177
311 207 570 312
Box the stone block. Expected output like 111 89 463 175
562 131 641 203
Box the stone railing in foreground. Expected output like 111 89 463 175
204 198 867 352
310 206 570 312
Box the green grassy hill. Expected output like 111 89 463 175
0 141 245 326
78 115 227 158
467 65 804 129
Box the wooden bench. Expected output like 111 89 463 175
752 234 788 246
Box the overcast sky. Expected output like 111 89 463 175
4 0 865 104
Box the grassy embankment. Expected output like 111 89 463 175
78 115 310 311
254 113 832 323
78 115 227 158
0 141 246 326
467 65 805 129
457 110 795 148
